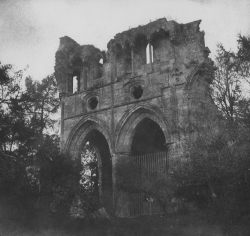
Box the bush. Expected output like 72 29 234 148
172 121 250 228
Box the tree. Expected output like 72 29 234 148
169 36 250 234
14 74 60 179
0 63 88 228
0 64 61 220
236 34 250 79
170 114 249 236
211 35 250 123
21 75 59 140
167 97 250 235
0 65 59 161
0 63 23 106
212 44 243 121
38 136 81 217
0 63 23 153
0 62 26 190
80 142 99 198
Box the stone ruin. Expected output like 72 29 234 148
55 18 215 217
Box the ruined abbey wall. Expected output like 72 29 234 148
55 18 215 217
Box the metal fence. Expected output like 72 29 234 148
133 151 168 173
129 151 168 217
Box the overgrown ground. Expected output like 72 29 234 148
1 195 250 236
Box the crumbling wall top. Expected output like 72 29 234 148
55 36 103 74
107 18 202 49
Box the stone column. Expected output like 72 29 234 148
113 51 117 78
59 92 66 152
112 152 131 217
164 141 175 176
80 67 85 91
55 71 67 95
83 67 88 90
131 45 135 76
66 74 73 94
110 50 116 147
122 50 126 75
77 75 80 92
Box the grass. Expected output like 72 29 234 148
1 212 250 236
0 194 250 236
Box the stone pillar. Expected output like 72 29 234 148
66 74 73 94
122 53 126 75
59 92 66 152
83 67 88 90
112 152 131 217
164 141 175 175
131 46 135 76
110 50 116 147
55 71 67 95
77 75 80 92
113 51 117 78
80 67 85 91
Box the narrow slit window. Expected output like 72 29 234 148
97 58 103 79
146 44 153 64
73 76 79 93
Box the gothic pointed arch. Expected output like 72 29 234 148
131 32 148 47
185 60 215 91
64 116 112 159
115 103 170 153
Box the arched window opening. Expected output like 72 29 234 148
113 44 123 77
134 34 148 69
146 44 153 64
115 44 123 60
150 29 169 62
123 42 132 73
96 58 103 79
73 75 80 93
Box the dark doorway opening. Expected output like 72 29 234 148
80 130 112 210
131 118 166 155
129 118 167 217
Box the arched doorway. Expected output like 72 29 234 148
65 118 113 213
131 118 166 155
80 129 113 210
129 118 168 216
115 105 170 154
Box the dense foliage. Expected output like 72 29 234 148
0 33 249 235
0 63 69 226
0 63 106 226
174 35 250 234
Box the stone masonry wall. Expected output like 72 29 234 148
55 18 214 154
55 18 215 217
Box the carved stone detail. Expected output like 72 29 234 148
171 68 184 85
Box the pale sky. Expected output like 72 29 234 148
0 0 249 81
